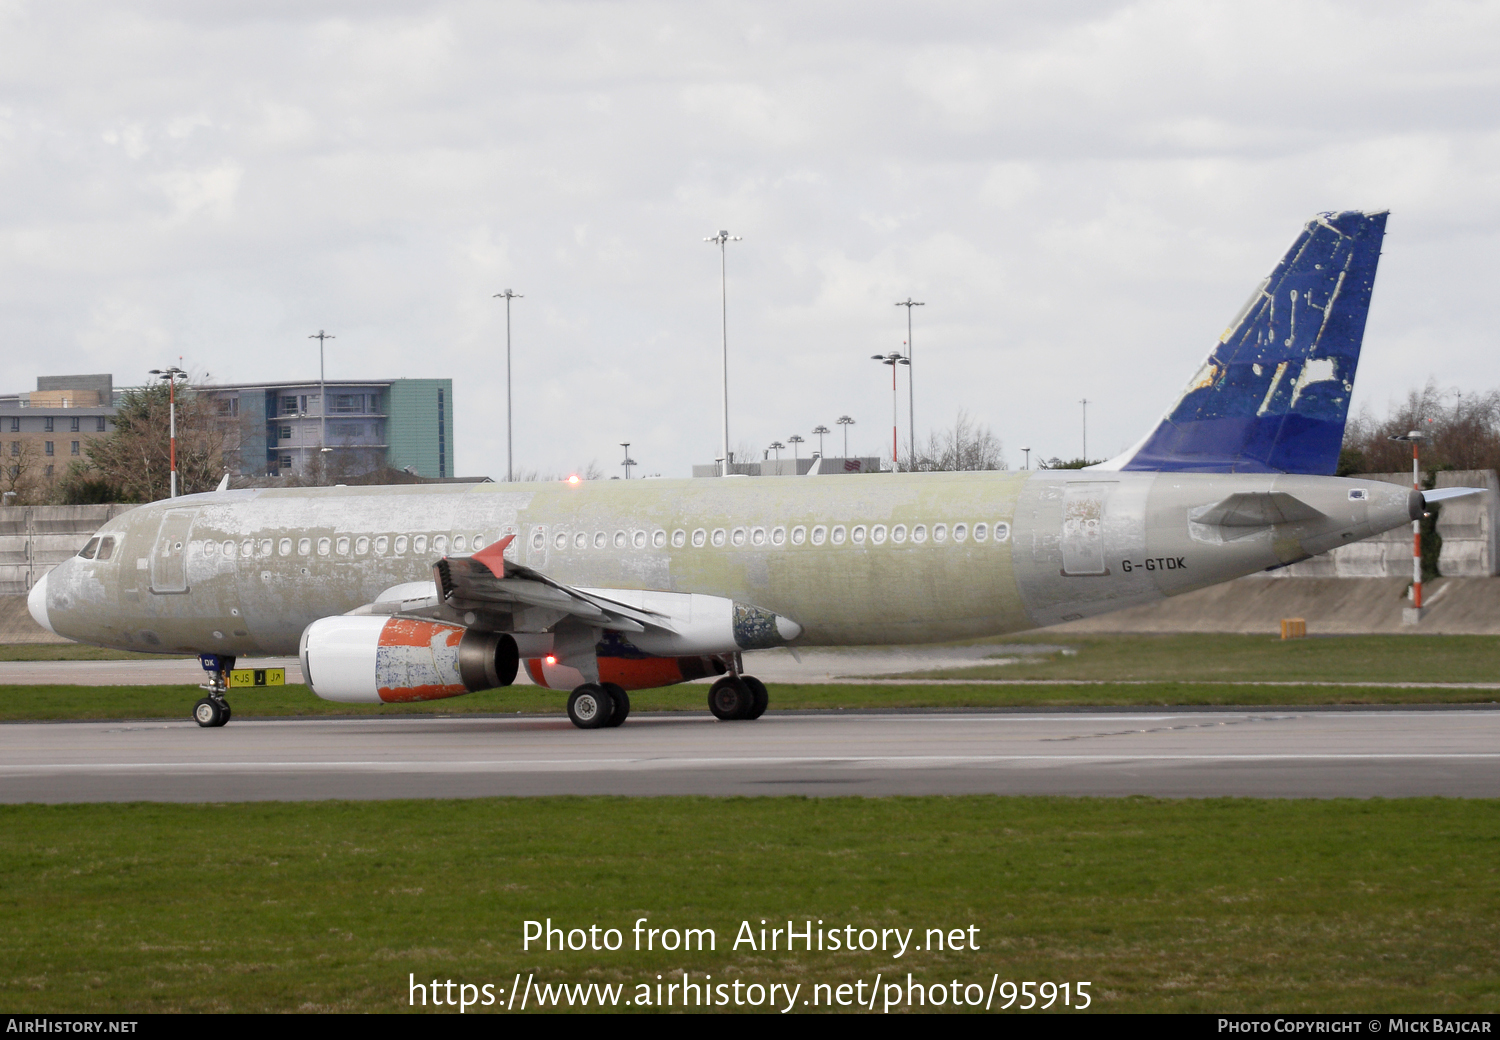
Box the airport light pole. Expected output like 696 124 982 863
837 415 855 459
1021 446 1031 470
1390 430 1425 611
620 442 635 480
787 433 804 467
871 352 909 470
1079 398 1090 462
895 298 923 464
148 366 187 498
705 230 741 476
768 440 785 463
494 289 523 483
812 424 830 458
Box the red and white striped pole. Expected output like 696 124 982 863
1412 435 1422 610
1391 429 1425 609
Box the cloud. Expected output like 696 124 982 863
0 0 1498 476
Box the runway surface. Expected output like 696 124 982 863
1 708 1497 801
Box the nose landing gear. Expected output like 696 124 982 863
194 653 234 728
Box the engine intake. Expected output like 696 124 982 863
300 616 518 703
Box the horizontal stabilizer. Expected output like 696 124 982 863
1193 491 1325 528
1423 487 1485 504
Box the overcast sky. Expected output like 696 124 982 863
2 0 1498 478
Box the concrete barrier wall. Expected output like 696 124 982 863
0 504 134 596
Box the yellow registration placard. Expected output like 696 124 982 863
228 668 285 689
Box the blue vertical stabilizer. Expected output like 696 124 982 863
1113 210 1387 474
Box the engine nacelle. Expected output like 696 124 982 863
300 616 519 703
526 655 726 692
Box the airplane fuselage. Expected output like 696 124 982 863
34 470 1418 658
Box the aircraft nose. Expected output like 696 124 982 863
27 570 55 636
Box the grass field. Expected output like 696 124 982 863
908 633 1500 684
0 678 1495 722
0 797 1496 1013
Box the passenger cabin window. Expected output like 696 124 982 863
633 530 646 548
791 526 806 545
299 538 312 555
851 525 866 545
453 535 466 552
355 536 369 555
692 529 706 547
750 528 765 546
933 524 947 543
373 536 387 554
593 531 606 548
653 530 666 548
394 535 408 554
973 523 987 542
278 538 292 556
732 528 746 547
772 527 785 546
530 529 544 550
871 525 886 545
831 525 846 545
316 538 331 556
953 523 967 543
672 530 686 547
711 529 726 547
574 532 586 549
433 535 448 553
810 526 826 546
912 525 927 544
993 521 1010 542
221 540 235 558
336 537 350 555
614 531 626 548
413 535 428 554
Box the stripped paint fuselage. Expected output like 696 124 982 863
36 469 1418 661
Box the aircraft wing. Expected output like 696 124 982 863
427 535 673 634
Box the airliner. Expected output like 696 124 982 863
28 210 1465 730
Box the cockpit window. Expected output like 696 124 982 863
77 538 99 559
95 537 114 560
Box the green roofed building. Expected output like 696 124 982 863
197 378 455 480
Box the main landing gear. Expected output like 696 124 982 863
566 682 631 730
194 653 233 728
708 675 768 721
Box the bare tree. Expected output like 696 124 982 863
77 383 234 502
1341 379 1500 477
0 439 46 504
905 410 1007 472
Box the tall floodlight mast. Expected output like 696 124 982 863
493 290 524 483
812 424 830 458
148 366 187 498
895 298 924 465
837 415 855 459
705 230 741 477
1079 398 1091 461
308 330 336 473
871 352 910 469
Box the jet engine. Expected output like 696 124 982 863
299 616 519 703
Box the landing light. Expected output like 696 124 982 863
567 474 581 485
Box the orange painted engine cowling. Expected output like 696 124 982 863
300 615 519 704
525 655 725 692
